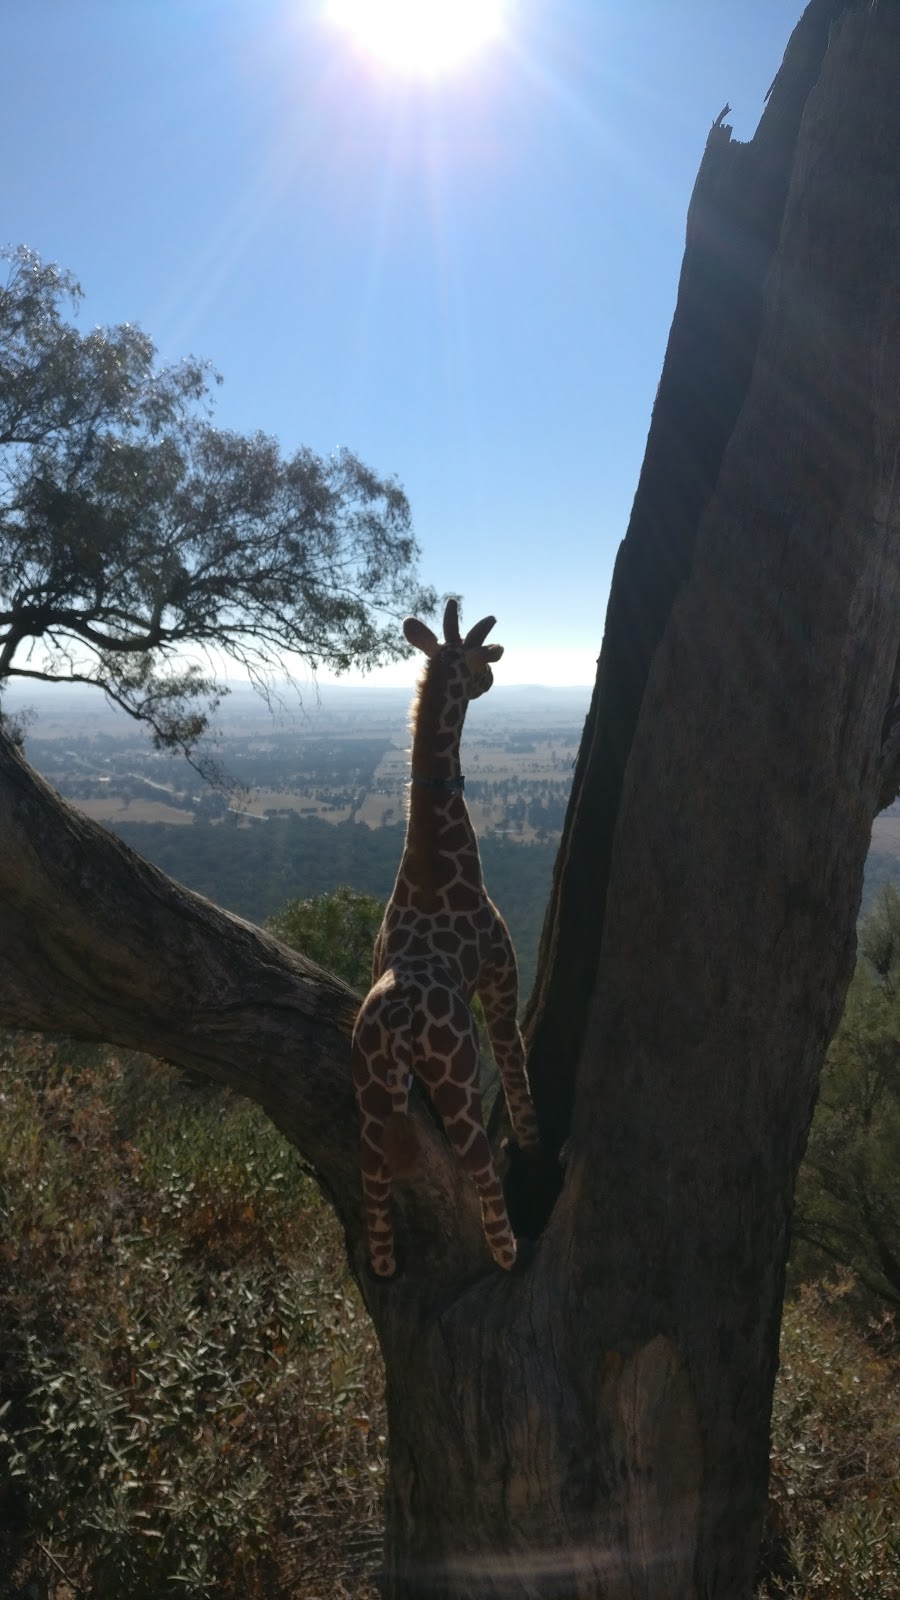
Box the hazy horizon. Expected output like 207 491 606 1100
1 675 596 715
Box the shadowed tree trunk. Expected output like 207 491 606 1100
1 3 899 1597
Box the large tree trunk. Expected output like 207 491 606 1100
1 4 898 1598
376 4 900 1593
521 0 873 1163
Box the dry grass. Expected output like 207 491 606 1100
2 1033 897 1598
75 798 196 825
759 1281 900 1597
0 1035 385 1599
242 792 352 821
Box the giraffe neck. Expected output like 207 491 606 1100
399 665 482 909
410 665 464 783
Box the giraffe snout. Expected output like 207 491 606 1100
469 664 493 699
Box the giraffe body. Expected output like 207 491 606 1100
352 601 540 1278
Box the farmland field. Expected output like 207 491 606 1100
7 680 898 987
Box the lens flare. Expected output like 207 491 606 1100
327 0 507 78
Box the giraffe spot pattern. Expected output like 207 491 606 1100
422 986 451 1022
352 618 539 1278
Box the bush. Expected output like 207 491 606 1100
0 1034 385 1598
790 886 900 1313
759 1281 900 1598
3 998 899 1598
267 885 385 993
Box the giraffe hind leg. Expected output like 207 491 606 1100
382 997 416 1175
418 1018 517 1270
453 1119 517 1271
352 1018 398 1277
360 1154 396 1277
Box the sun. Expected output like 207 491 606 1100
326 0 507 78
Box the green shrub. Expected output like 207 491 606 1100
759 1282 900 1598
791 886 900 1313
267 885 385 992
0 1034 385 1598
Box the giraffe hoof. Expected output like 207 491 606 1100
491 1243 517 1271
502 1133 541 1160
512 1236 536 1271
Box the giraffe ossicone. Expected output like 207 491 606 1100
352 597 541 1278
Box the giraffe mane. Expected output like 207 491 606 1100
407 659 430 741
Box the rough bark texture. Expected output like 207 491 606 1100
1 3 898 1598
377 5 900 1593
522 0 866 1170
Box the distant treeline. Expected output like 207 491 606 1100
111 814 558 998
109 811 897 1000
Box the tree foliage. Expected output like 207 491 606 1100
792 885 900 1310
0 247 435 753
267 885 385 993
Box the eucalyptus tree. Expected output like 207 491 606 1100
1 2 898 1596
0 246 433 751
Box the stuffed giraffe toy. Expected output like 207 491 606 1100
352 599 540 1278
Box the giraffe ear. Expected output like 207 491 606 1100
443 598 462 645
466 644 504 668
462 615 496 649
404 617 440 657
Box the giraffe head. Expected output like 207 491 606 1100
404 598 503 704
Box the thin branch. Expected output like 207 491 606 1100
37 1541 88 1599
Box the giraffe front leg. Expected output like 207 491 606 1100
469 1144 519 1270
479 986 540 1154
478 910 540 1153
443 1108 518 1271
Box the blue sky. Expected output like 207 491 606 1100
3 0 800 686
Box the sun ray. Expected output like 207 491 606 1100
327 0 507 79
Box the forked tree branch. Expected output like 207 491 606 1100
0 726 487 1287
0 726 362 1205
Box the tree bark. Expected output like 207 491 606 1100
522 0 864 1169
377 9 900 1595
1 3 898 1598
